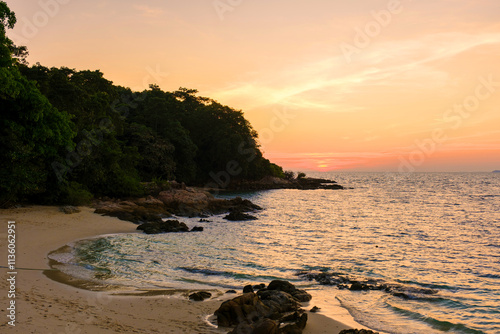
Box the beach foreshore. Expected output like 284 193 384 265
0 206 358 333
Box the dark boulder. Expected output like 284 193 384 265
350 281 370 291
215 281 310 334
214 292 272 327
267 280 312 302
229 318 279 334
257 290 301 315
309 306 320 313
280 313 308 334
189 291 212 301
224 211 258 221
243 285 254 293
136 220 189 234
253 283 266 290
190 226 204 232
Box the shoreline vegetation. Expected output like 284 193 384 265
2 0 288 209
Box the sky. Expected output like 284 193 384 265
7 0 500 172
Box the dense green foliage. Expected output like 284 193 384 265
0 2 283 205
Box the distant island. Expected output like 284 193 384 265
493 170 500 173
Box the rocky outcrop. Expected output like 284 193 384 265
297 271 438 300
226 176 344 191
94 188 262 224
136 220 189 234
339 330 379 334
215 280 310 334
94 197 167 224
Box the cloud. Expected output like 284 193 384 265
133 5 163 18
208 30 500 115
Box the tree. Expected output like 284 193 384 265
0 1 74 205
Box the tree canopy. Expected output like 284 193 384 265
0 1 284 206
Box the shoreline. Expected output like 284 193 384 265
0 205 360 333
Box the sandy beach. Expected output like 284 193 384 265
0 206 357 333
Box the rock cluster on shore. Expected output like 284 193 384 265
214 280 311 334
93 183 263 232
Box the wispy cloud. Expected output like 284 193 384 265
209 31 500 114
133 5 164 18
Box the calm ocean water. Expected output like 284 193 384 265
50 172 500 333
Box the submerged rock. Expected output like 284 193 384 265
296 271 439 299
224 211 258 221
136 220 189 234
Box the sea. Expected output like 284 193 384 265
49 172 500 334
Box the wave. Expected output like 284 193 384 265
387 303 486 334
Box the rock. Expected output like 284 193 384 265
190 226 204 232
59 206 80 214
310 306 320 313
268 280 296 293
136 220 189 234
280 313 308 334
350 281 370 291
216 281 310 333
253 283 266 290
267 280 312 302
392 292 410 300
199 218 211 222
339 330 379 334
224 211 258 221
214 293 272 327
158 188 214 216
243 285 254 293
94 200 165 224
257 290 301 315
226 290 237 294
189 291 212 301
229 319 279 334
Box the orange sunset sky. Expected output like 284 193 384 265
7 0 500 172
